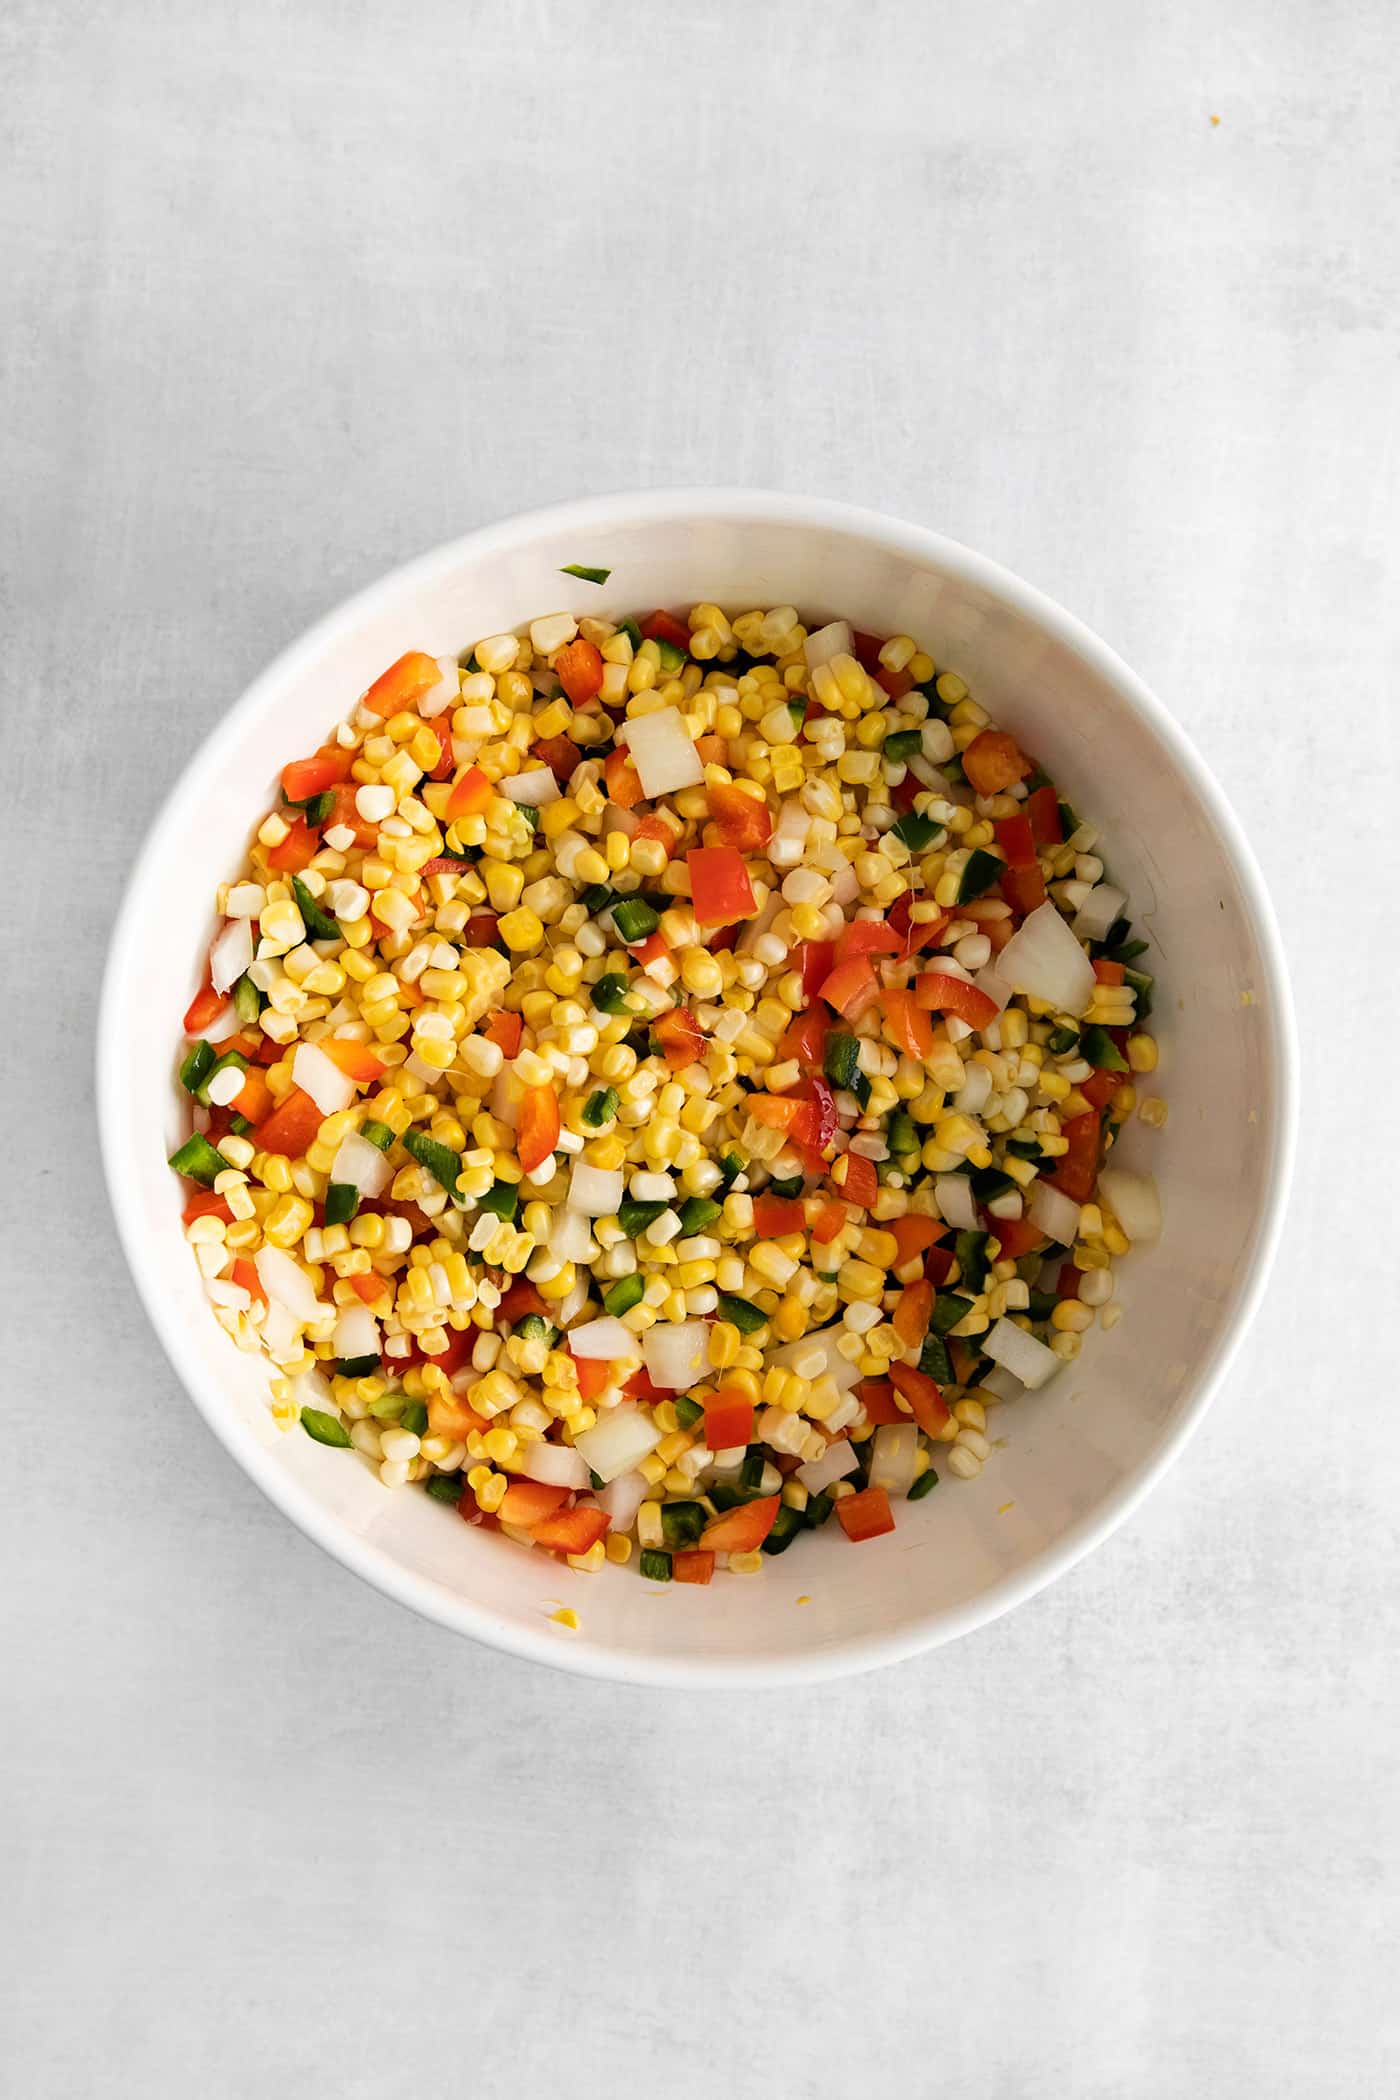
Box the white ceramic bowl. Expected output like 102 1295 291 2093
100 491 1295 1685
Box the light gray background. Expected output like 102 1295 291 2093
4 2 1396 2095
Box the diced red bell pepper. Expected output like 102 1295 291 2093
482 1011 523 1058
363 651 441 718
532 734 580 780
182 977 225 1035
893 1280 934 1347
319 1038 386 1084
836 1485 896 1542
789 1076 836 1168
812 1199 848 1245
875 663 914 700
777 1006 831 1068
496 1279 549 1325
1047 1108 1102 1203
752 1194 806 1238
963 730 1031 796
639 609 692 652
699 1493 781 1553
1057 1264 1082 1300
798 940 836 1001
623 1362 670 1404
994 813 1037 867
267 818 319 872
1081 1067 1121 1110
252 1086 323 1160
687 846 755 928
704 1388 756 1451
888 894 951 958
632 812 681 861
229 1068 272 1125
836 919 902 964
349 1272 388 1308
603 747 645 809
1093 958 1125 985
464 913 501 948
818 955 879 1021
425 1388 489 1443
1027 784 1063 846
891 772 923 814
889 1361 951 1437
632 931 671 972
321 782 379 847
913 973 999 1029
567 1353 613 1402
553 638 604 705
857 1379 907 1425
924 1242 956 1286
836 1151 878 1207
654 1007 706 1070
457 1483 500 1531
230 1255 266 1306
423 716 454 780
499 1479 570 1526
883 988 934 1062
891 1214 945 1268
999 864 1047 918
673 1549 715 1586
281 748 354 802
446 765 493 820
516 1084 561 1173
707 780 773 851
850 629 885 673
182 1191 233 1226
531 1505 611 1555
983 1213 1044 1262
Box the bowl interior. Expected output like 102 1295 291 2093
101 495 1291 1682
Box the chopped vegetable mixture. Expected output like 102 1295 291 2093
171 600 1166 1581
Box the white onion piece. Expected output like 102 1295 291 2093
209 916 254 994
200 1000 241 1045
797 1438 860 1493
952 1063 993 1115
260 1301 297 1353
978 1364 1024 1403
292 1041 356 1117
1097 1167 1162 1244
984 1316 1060 1390
331 1131 392 1200
973 962 1013 1014
554 1276 590 1329
997 901 1096 1017
566 1316 637 1360
735 891 783 955
549 1205 594 1263
291 1363 336 1414
869 1422 920 1497
828 859 859 907
333 1301 381 1362
416 657 462 719
519 1441 591 1489
573 1406 663 1484
502 766 561 806
768 1324 862 1395
934 1174 979 1230
1072 883 1128 946
619 707 703 798
804 620 852 669
1028 1180 1081 1245
491 1068 521 1129
642 1319 709 1390
254 1246 322 1325
595 1467 650 1531
568 1162 625 1215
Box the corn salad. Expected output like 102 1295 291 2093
169 595 1165 1583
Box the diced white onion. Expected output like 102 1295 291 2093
332 1301 380 1362
502 766 561 807
973 962 1013 1013
641 1319 709 1390
984 1316 1060 1390
254 1245 322 1325
209 916 254 995
568 1162 625 1215
869 1422 920 1497
554 1276 590 1328
828 859 859 907
290 1364 336 1415
1028 1180 1081 1245
1072 883 1127 946
797 1439 860 1493
804 620 853 669
1097 1167 1162 1244
565 1316 638 1360
331 1131 392 1200
519 1441 591 1489
952 1063 993 1115
416 657 462 719
200 1000 241 1044
573 1405 664 1484
595 1466 650 1531
549 1205 594 1263
292 1041 356 1117
619 707 704 798
491 1068 521 1129
768 1324 862 1395
978 1365 1024 1403
934 1174 979 1230
997 901 1096 1018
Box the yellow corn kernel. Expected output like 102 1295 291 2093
264 1195 314 1249
1127 1034 1158 1072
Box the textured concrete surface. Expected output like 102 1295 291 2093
3 2 1397 2094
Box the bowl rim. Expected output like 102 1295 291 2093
98 487 1298 1686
